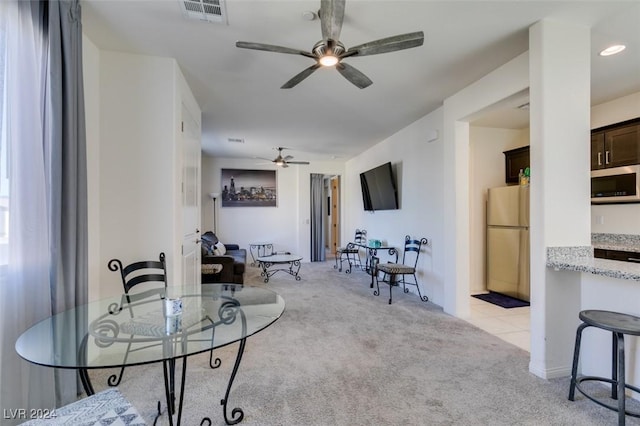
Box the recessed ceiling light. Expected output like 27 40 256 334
599 45 626 56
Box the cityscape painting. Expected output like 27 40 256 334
220 169 277 207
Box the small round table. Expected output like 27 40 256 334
257 254 303 283
249 242 274 266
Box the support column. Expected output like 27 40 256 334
528 19 591 378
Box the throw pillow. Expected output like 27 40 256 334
213 241 226 256
201 232 219 253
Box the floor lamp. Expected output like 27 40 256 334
209 192 219 233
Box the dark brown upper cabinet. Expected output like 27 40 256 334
591 118 640 170
503 146 530 184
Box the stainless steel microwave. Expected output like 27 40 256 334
591 165 640 203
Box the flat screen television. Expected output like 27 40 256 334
360 162 398 211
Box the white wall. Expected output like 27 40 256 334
469 127 529 294
94 51 197 297
590 91 640 234
344 109 445 305
201 156 344 261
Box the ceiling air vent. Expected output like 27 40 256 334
227 138 245 144
179 0 227 24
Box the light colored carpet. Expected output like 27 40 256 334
90 261 639 425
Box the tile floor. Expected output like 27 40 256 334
466 295 531 352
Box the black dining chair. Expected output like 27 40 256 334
109 252 168 315
374 235 429 304
334 229 367 273
108 252 204 417
105 252 168 387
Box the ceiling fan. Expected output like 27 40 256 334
258 147 310 168
236 0 424 89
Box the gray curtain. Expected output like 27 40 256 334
310 174 325 261
49 0 88 403
0 0 87 417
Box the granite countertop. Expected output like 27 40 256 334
591 233 640 254
546 234 640 281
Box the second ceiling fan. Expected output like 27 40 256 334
258 147 310 168
236 0 424 89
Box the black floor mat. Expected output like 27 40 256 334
473 292 530 308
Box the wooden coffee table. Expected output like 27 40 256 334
256 253 302 283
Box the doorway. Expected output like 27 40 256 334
466 89 531 351
310 174 340 261
328 176 340 260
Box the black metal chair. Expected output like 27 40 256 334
334 229 367 273
108 252 204 419
109 252 168 314
374 235 429 304
569 310 640 425
105 252 168 387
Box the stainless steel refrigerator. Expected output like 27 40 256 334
486 185 530 301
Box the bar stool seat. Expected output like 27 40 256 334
569 309 640 425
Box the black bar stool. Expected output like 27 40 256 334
569 309 640 425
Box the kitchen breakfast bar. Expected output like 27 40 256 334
546 233 640 422
547 234 640 282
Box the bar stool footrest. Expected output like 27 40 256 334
574 375 640 418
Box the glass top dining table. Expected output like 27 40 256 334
16 284 284 369
15 284 285 425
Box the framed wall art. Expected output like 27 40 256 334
220 169 277 207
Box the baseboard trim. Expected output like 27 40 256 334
529 362 571 379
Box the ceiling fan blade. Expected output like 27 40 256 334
344 31 424 57
336 62 373 89
286 161 310 165
284 155 294 161
281 64 321 89
320 0 346 42
236 41 316 59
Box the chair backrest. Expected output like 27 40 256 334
108 253 167 306
401 235 429 268
354 229 367 245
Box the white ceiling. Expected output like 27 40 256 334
82 0 640 163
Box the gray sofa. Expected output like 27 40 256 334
201 231 246 284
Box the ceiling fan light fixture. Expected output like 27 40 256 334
313 39 345 67
319 55 339 67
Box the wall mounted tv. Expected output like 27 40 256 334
360 162 399 211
